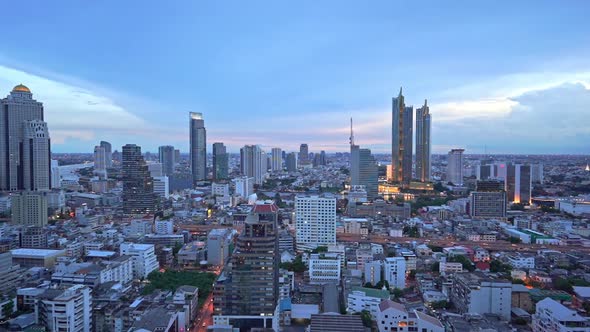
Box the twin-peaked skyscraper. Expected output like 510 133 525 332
390 88 432 184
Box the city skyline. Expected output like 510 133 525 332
0 2 589 154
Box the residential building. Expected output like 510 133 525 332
415 99 431 182
533 297 590 332
240 144 267 185
308 253 341 285
94 145 108 178
0 251 20 295
299 144 309 165
383 257 406 290
36 285 92 332
155 219 173 235
11 191 48 227
190 112 206 182
212 142 228 180
232 176 254 198
286 152 297 172
295 195 337 250
506 254 535 269
364 260 382 286
451 272 512 320
207 228 232 266
158 145 175 176
212 182 230 205
0 85 50 191
119 243 159 279
377 300 444 332
51 159 61 189
271 147 282 171
122 144 156 215
447 149 464 185
391 87 413 184
99 140 112 167
346 286 390 318
153 176 169 198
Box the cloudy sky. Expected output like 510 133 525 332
0 1 589 154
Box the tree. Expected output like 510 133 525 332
311 246 328 254
1 300 13 319
449 255 475 272
430 300 449 310
509 236 522 244
403 225 420 238
489 260 512 273
431 262 440 272
360 310 372 327
392 288 404 299
364 282 373 288
375 280 390 290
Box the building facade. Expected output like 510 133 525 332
122 144 156 215
11 191 48 227
447 149 464 185
391 88 413 184
158 145 175 176
189 112 206 183
295 195 337 250
212 142 228 180
271 147 282 172
415 99 431 182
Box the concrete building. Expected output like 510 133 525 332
232 176 254 198
286 152 297 172
207 228 232 266
153 176 169 198
533 297 590 332
470 180 507 219
506 254 535 269
451 272 512 320
0 85 50 191
308 253 341 285
119 243 159 279
155 219 174 235
415 99 432 182
391 87 413 184
506 164 532 204
364 260 382 286
190 112 206 183
36 285 92 332
384 257 406 290
377 300 444 332
94 145 108 179
99 140 112 167
271 147 282 171
531 163 544 184
214 203 279 317
11 191 48 227
212 182 230 205
346 286 390 318
212 142 228 180
122 144 156 215
11 248 66 268
299 144 309 165
0 251 20 295
158 145 175 176
295 195 337 250
51 159 61 189
447 149 464 185
240 145 267 185
350 144 378 199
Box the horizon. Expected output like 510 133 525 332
1 1 589 155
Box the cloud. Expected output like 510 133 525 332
0 65 146 146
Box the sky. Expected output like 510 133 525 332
0 1 589 154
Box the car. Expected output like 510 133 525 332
202 322 206 327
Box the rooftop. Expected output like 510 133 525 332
351 286 390 299
11 248 65 257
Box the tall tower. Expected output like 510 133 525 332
22 120 51 190
212 142 228 180
0 85 49 191
189 112 206 183
271 148 282 172
391 87 413 184
240 145 267 185
122 144 156 215
286 152 298 172
415 99 431 182
447 149 464 186
99 141 112 167
93 145 108 179
505 164 532 204
350 118 378 199
158 145 175 176
299 144 309 165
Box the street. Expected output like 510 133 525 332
192 292 214 332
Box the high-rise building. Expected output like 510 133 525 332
207 228 232 266
189 112 206 183
319 150 326 166
11 191 48 227
99 141 112 167
384 257 407 290
153 176 169 198
122 144 156 215
415 99 431 182
391 87 413 184
240 145 267 185
350 145 378 199
470 180 507 219
271 147 282 171
0 85 51 191
531 163 544 184
36 284 93 332
295 195 337 250
22 120 51 190
158 145 175 176
50 160 61 189
286 152 298 172
447 149 465 185
299 144 309 165
212 142 228 180
505 164 532 204
232 176 254 198
93 145 107 179
174 149 180 163
214 203 279 317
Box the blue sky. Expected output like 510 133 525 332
1 1 589 154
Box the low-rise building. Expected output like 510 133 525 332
119 243 159 279
308 253 340 285
533 297 590 331
451 272 512 320
346 286 389 318
377 300 444 332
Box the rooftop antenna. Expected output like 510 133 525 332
350 117 355 146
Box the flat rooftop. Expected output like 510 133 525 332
11 248 66 257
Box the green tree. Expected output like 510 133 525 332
489 260 512 273
449 255 475 272
431 262 440 272
509 236 522 244
430 300 449 310
2 300 13 318
392 288 404 299
311 246 328 254
375 280 390 290
360 310 372 327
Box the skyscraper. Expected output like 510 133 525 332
93 145 107 179
214 202 279 318
295 195 337 250
271 147 282 171
11 191 48 227
391 88 413 184
240 145 267 185
286 152 298 172
158 145 175 176
189 112 206 183
447 149 464 185
299 144 309 165
0 85 50 191
122 144 156 215
22 120 51 190
470 180 507 219
212 142 228 180
415 99 431 182
350 119 378 199
51 160 61 189
505 164 532 204
99 141 112 167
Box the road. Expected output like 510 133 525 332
192 292 214 332
336 233 590 253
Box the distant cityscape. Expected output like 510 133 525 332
0 82 589 332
